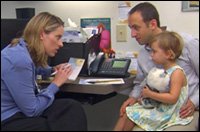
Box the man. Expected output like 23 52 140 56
115 2 199 131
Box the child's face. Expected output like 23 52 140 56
150 41 167 65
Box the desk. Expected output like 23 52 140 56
41 74 136 95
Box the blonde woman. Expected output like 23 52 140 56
1 12 87 131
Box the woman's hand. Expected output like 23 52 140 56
52 63 68 73
52 63 73 87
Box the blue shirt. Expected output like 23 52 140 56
129 32 199 108
1 38 59 121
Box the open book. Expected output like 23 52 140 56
68 57 85 81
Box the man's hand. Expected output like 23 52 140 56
119 97 137 117
180 99 195 119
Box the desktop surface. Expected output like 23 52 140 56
41 74 136 104
41 75 136 95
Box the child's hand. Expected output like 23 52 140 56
137 98 142 105
141 85 151 98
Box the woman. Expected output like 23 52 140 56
1 12 87 131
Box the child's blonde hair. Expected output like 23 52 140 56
150 31 184 60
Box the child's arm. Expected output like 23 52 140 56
142 69 186 104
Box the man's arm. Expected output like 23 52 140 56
129 62 146 99
186 36 199 108
179 33 199 118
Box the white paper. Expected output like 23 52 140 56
62 30 80 43
125 52 138 72
118 1 131 23
68 58 85 81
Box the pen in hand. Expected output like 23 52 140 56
51 64 71 76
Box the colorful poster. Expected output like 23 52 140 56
80 18 111 33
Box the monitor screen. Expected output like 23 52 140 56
112 61 126 68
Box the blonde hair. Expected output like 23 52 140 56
10 12 64 68
149 31 183 60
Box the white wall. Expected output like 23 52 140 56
1 1 199 56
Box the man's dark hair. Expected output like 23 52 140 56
128 2 160 27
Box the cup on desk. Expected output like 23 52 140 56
36 75 42 91
36 75 42 84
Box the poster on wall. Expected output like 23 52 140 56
80 18 111 34
118 1 131 23
182 1 199 12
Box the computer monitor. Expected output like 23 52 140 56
1 19 30 50
48 34 101 76
82 34 101 75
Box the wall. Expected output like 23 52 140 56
1 1 199 56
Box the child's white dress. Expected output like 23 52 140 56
126 66 193 131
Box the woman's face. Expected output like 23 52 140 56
41 26 64 57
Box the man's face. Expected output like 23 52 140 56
128 11 153 45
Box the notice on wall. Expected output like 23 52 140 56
80 18 111 34
118 1 131 23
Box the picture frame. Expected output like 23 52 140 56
182 1 199 12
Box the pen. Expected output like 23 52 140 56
86 80 122 84
51 64 71 76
